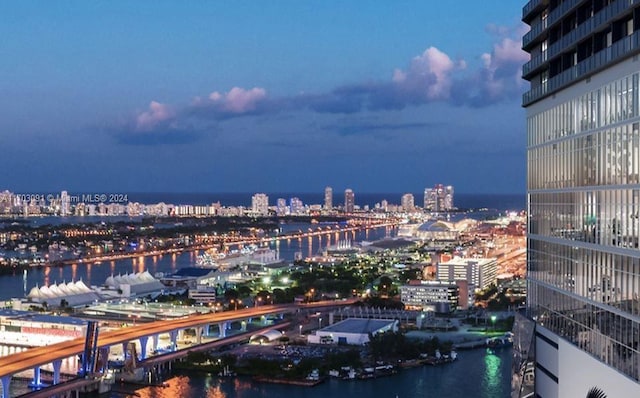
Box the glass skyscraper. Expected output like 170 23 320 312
521 1 640 397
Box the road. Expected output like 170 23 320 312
0 299 356 379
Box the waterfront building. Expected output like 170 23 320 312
415 220 462 242
324 186 333 209
289 197 304 215
103 271 165 298
26 280 101 307
521 1 640 396
442 185 454 210
424 188 436 210
344 189 355 213
307 318 397 345
436 257 497 291
60 190 70 216
0 309 87 345
380 199 388 212
251 193 269 216
401 193 415 212
399 280 459 313
423 184 454 211
0 191 13 214
160 267 244 289
276 198 287 216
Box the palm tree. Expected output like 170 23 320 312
585 387 607 398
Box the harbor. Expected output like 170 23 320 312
122 347 512 398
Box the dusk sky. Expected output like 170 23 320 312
1 1 529 195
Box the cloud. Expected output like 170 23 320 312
113 23 529 142
400 47 463 100
135 101 176 132
206 86 267 113
456 24 530 107
109 100 201 145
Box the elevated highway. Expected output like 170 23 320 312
0 299 356 397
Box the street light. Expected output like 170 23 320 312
490 315 497 331
319 317 322 329
299 324 303 335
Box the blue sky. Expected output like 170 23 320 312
1 1 528 194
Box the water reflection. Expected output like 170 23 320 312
86 263 92 282
0 225 393 300
123 348 511 398
484 350 501 391
136 256 146 273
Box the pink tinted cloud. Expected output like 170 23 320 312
135 101 176 132
392 46 464 100
477 26 530 100
208 87 267 113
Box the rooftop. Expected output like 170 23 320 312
441 257 496 266
0 309 33 319
320 318 395 334
26 314 88 326
171 267 216 278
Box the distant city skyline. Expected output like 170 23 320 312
1 1 527 194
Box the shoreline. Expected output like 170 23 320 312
1 222 397 269
253 376 324 387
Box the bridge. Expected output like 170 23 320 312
0 299 355 398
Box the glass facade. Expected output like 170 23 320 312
528 71 640 382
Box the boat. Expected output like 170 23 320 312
196 253 218 268
486 333 514 349
306 369 320 381
218 365 236 377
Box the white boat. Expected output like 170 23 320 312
218 365 236 377
306 369 320 381
196 253 218 268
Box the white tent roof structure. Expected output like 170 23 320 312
105 270 164 296
27 280 101 307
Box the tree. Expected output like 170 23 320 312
224 288 239 301
237 285 253 298
272 288 289 303
377 276 393 296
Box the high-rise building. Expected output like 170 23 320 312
424 188 436 210
276 198 287 216
289 197 304 214
60 190 70 216
436 257 497 292
344 189 355 213
423 184 454 211
521 1 640 396
401 193 415 212
443 185 454 210
251 193 269 216
324 186 333 209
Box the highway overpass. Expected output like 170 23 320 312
0 299 355 398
